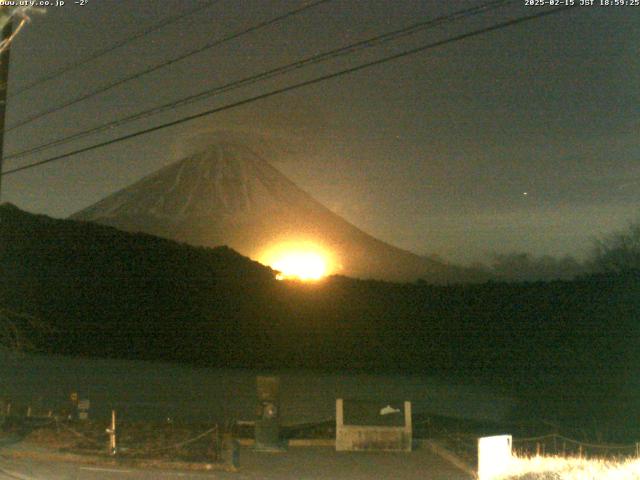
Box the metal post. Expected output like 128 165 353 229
0 16 12 202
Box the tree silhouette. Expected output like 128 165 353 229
0 307 49 351
490 252 585 281
591 220 640 273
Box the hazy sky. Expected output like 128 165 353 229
2 0 638 264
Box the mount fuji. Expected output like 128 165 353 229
71 142 475 283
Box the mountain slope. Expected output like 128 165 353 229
71 142 478 283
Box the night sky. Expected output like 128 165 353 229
2 0 638 265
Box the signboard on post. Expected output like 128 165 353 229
77 399 90 420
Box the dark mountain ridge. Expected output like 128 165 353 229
2 203 638 376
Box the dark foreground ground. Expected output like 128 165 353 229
0 444 471 480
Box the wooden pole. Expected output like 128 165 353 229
106 409 117 455
0 16 12 202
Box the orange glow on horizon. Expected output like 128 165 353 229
259 242 334 281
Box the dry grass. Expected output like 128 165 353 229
497 455 640 479
23 420 222 462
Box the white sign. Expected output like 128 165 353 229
478 435 512 480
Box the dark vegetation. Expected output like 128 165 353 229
25 419 226 463
478 252 587 282
2 204 639 438
0 306 50 351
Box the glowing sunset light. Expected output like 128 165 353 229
272 251 327 281
260 242 333 281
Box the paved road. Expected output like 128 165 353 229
233 446 473 480
0 460 220 479
0 446 472 479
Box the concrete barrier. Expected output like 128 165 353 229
335 399 412 452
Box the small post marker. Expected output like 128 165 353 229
106 410 117 455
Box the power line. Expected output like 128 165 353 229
5 0 332 132
11 0 220 97
1 5 576 178
4 0 514 162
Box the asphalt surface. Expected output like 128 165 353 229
0 460 222 479
0 445 472 479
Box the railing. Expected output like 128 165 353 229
512 433 639 459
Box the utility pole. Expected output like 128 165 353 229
0 16 12 202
